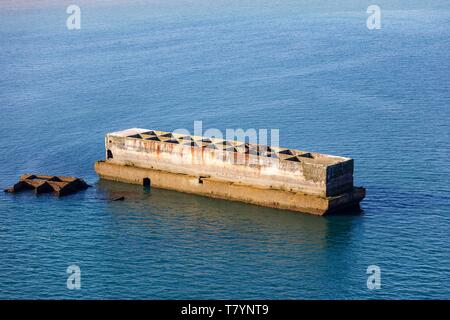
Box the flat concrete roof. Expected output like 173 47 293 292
108 128 351 166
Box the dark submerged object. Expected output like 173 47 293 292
4 174 90 197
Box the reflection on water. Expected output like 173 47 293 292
96 180 359 294
96 179 356 246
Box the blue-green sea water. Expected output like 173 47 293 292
1 0 450 299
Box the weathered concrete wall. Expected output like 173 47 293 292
95 161 365 215
104 128 354 197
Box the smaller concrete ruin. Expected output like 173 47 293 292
4 174 90 197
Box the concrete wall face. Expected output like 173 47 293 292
326 160 354 196
103 128 354 197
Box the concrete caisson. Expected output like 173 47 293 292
95 128 365 215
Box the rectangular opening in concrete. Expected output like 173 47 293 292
145 136 161 141
278 149 294 155
298 152 313 159
285 156 301 162
160 133 173 138
118 128 350 166
128 134 141 139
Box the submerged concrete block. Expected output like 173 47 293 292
4 174 90 197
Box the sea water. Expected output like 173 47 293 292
0 0 449 299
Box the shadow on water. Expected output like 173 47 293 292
95 179 360 250
328 204 365 216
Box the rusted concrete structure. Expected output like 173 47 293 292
4 174 90 196
95 128 365 215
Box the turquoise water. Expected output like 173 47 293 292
1 1 450 299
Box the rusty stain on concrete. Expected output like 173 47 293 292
95 128 366 215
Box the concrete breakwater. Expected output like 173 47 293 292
95 128 365 215
4 174 90 196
